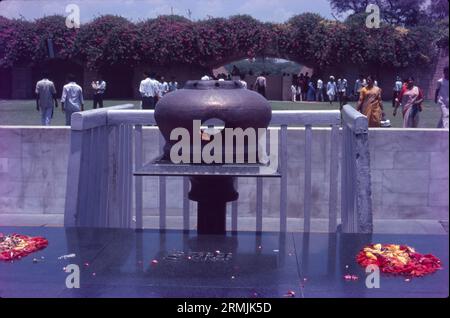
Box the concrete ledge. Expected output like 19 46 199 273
0 214 446 235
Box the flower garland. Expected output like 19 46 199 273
0 233 48 261
356 243 442 277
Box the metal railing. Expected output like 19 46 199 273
64 104 372 233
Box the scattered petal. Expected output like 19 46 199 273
284 290 296 297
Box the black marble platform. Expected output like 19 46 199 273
0 227 448 298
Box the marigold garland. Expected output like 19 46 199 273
356 243 442 277
0 233 48 261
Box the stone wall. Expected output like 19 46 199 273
0 126 448 221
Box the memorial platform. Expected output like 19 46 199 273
0 226 447 298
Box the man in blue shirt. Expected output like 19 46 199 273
61 74 84 126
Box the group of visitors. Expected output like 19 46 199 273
34 70 179 125
35 72 85 126
34 65 449 129
139 71 178 109
290 74 351 108
290 73 314 102
356 65 449 129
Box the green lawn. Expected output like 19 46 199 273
0 99 442 128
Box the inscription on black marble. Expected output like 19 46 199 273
164 251 233 263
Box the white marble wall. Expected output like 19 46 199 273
0 126 448 220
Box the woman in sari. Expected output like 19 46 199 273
393 76 424 128
357 76 384 127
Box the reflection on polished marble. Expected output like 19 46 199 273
0 227 447 298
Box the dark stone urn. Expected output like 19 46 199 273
155 80 271 235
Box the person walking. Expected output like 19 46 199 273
239 74 248 89
393 76 424 128
326 76 337 105
168 76 178 93
91 75 106 109
154 75 165 103
303 72 310 101
392 76 403 108
160 76 169 96
290 84 297 102
435 66 449 128
254 73 267 98
337 78 348 108
61 74 84 126
357 75 383 127
139 71 158 110
35 71 58 126
307 81 316 101
316 78 324 101
354 75 366 101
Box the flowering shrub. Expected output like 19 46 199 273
73 15 139 69
137 15 197 65
33 15 78 62
0 17 36 67
194 15 274 66
0 13 443 70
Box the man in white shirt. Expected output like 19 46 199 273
35 71 58 126
354 75 366 100
168 76 178 92
316 78 323 102
337 78 348 108
435 66 449 128
61 74 84 126
159 76 169 97
91 74 106 109
139 71 159 110
327 76 337 105
239 74 248 89
201 75 211 81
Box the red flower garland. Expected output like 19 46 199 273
0 233 48 261
356 243 442 277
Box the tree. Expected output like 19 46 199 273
329 0 430 27
427 0 450 20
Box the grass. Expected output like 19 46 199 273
0 99 443 128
